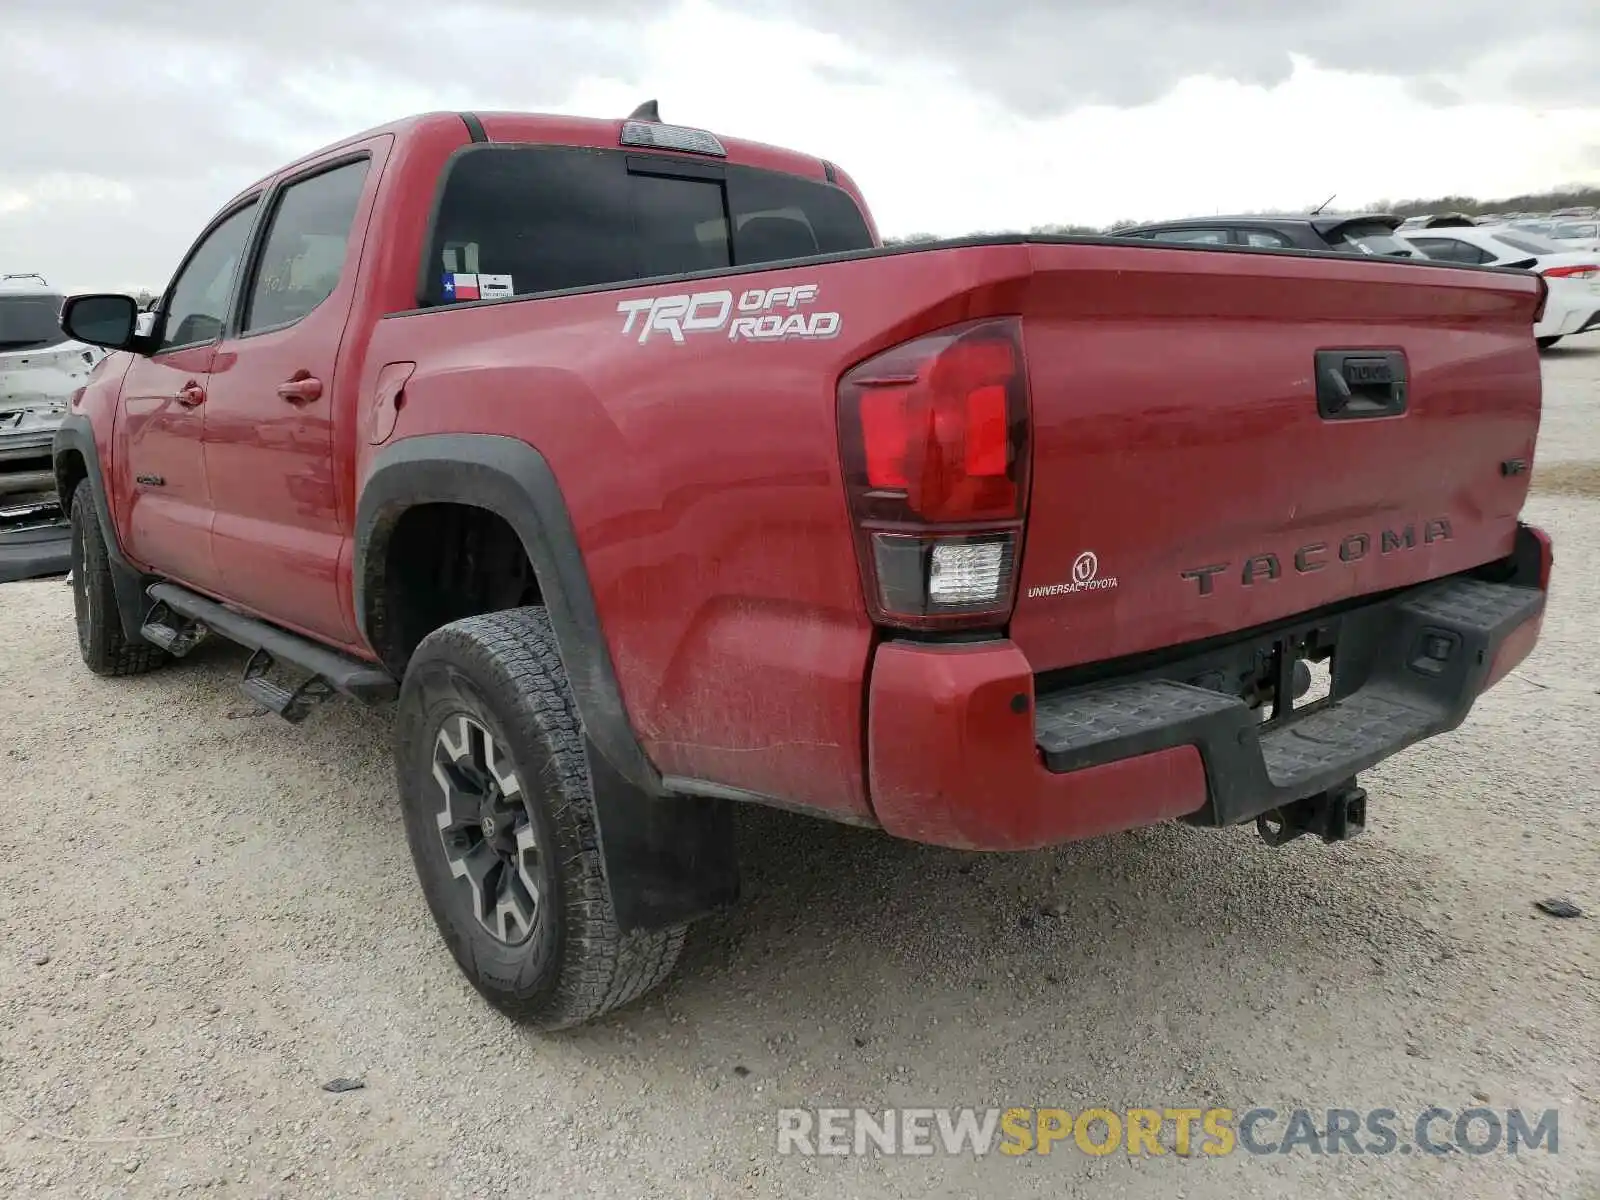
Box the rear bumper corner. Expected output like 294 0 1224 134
866 638 1209 851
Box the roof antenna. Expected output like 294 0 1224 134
1309 192 1337 216
628 100 661 122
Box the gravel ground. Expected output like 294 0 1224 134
1 339 1597 1200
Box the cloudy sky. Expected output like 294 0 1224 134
5 0 1598 292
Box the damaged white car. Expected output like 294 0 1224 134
1 274 106 582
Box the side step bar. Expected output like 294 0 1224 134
142 583 398 713
240 646 338 723
140 598 211 656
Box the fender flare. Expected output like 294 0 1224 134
355 434 739 931
52 414 155 639
354 433 658 796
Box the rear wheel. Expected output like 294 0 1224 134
1537 336 1563 350
68 480 166 677
394 607 686 1028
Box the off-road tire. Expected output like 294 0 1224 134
395 606 686 1029
68 480 165 677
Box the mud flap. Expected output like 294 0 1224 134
54 417 157 637
584 735 740 932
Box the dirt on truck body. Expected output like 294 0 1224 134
50 106 1552 1028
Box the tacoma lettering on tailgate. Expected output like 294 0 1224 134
1181 519 1454 596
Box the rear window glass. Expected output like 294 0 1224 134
0 294 67 352
1333 223 1414 257
421 145 873 305
1496 230 1560 255
1553 222 1598 240
1408 237 1494 265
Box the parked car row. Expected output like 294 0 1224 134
1111 208 1600 350
1112 212 1416 256
1400 209 1600 251
1388 224 1600 348
1547 219 1600 253
0 273 108 582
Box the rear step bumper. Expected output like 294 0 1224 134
1034 578 1542 826
866 564 1547 852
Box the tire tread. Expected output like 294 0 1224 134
398 607 685 1029
69 481 165 677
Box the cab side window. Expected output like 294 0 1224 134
1150 228 1230 244
1241 229 1293 248
242 160 370 333
158 201 259 352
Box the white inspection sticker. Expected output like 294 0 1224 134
478 274 514 300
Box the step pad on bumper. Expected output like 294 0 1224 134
1035 680 1246 767
1257 688 1430 789
1033 577 1544 826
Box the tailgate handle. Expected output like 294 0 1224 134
1315 350 1407 420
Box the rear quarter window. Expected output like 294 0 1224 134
420 144 873 305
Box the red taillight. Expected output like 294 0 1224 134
838 318 1031 630
1541 264 1599 279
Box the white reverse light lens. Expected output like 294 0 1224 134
928 540 1006 606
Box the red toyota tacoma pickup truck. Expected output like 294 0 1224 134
53 107 1553 1028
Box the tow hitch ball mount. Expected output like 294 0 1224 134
1256 779 1368 847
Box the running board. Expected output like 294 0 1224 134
241 647 336 724
142 583 398 705
141 598 211 657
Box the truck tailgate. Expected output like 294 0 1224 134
1010 242 1543 672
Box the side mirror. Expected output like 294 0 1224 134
60 293 140 351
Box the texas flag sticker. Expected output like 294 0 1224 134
443 272 480 301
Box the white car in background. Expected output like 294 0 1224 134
1549 220 1600 253
1 274 108 582
1394 226 1600 349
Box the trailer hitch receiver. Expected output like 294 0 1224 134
1256 779 1368 847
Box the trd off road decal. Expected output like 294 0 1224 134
617 284 842 345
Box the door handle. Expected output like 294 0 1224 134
1314 350 1408 420
175 381 206 408
277 373 324 405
